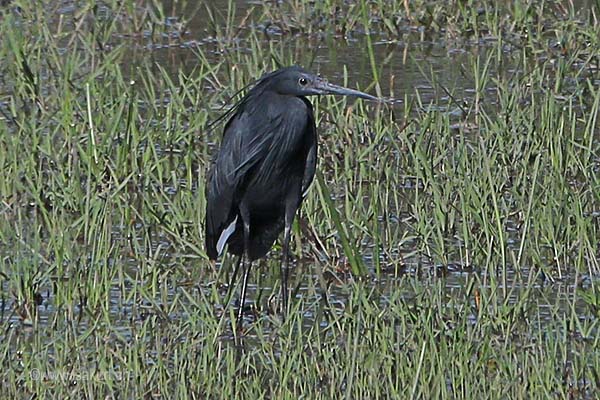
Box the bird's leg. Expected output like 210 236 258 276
237 258 251 327
280 222 291 319
224 256 242 309
280 200 298 319
237 205 252 328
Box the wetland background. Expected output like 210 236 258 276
0 0 599 398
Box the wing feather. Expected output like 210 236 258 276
205 100 282 259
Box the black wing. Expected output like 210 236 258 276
205 110 271 259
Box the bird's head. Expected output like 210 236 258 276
261 66 379 101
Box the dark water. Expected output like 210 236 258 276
119 0 487 107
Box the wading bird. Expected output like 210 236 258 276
205 66 378 324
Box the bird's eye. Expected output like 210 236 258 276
298 77 308 86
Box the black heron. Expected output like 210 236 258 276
205 66 378 324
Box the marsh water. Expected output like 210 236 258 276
1 1 598 340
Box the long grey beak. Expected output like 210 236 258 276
315 81 380 101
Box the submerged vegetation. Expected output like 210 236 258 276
0 0 599 398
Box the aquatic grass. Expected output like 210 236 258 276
316 171 366 275
1 0 599 398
